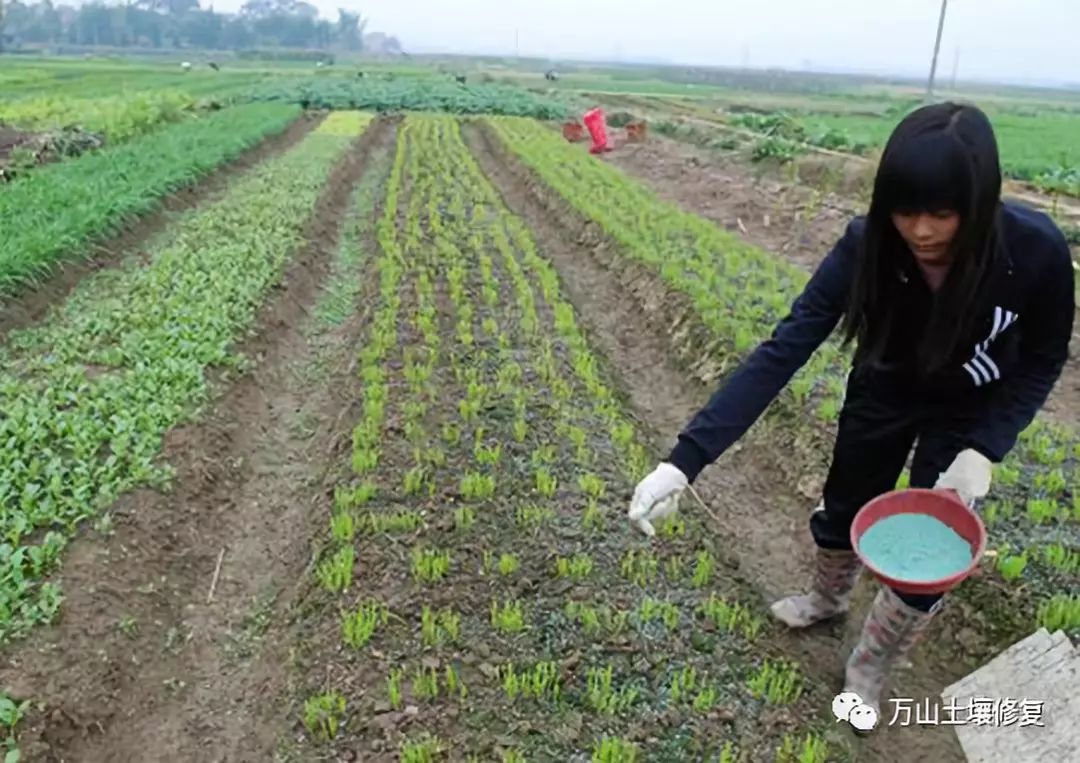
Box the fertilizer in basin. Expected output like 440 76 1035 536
858 513 973 582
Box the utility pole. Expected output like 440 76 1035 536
925 0 949 100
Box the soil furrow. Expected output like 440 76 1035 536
3 116 397 763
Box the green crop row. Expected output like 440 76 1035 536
0 90 200 143
487 116 1079 641
0 111 369 643
245 75 571 119
0 101 300 293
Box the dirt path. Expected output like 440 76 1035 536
466 121 968 762
602 134 1080 430
1 117 398 763
0 113 320 345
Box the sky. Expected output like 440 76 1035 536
212 0 1078 87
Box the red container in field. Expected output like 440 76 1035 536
583 107 611 154
850 488 987 595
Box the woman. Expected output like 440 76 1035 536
628 102 1075 724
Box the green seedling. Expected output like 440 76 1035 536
700 593 763 640
491 599 526 633
411 547 451 583
454 506 476 532
565 601 627 637
361 509 423 535
302 691 346 743
500 661 561 702
387 667 404 710
334 481 377 511
578 473 606 499
513 418 528 443
586 665 639 714
669 665 698 704
420 605 461 646
316 545 355 593
638 598 680 631
747 659 803 705
1042 543 1080 573
474 441 502 466
531 445 556 466
516 505 555 530
403 465 431 496
341 600 388 649
996 550 1028 581
400 734 446 763
994 462 1021 487
691 551 716 587
692 685 718 712
460 472 496 500
582 499 605 532
620 548 658 586
330 511 356 543
412 665 440 700
591 736 639 763
555 553 594 580
442 423 461 445
659 515 686 537
777 732 829 763
444 664 467 699
534 468 558 498
1035 468 1068 495
498 553 520 576
1037 593 1080 631
1026 498 1061 524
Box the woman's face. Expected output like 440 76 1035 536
891 210 961 266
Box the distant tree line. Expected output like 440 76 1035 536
0 0 402 54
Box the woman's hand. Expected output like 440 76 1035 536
935 449 992 506
628 463 688 536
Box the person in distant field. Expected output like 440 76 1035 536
626 102 1075 726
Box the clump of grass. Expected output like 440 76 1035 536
1041 543 1080 574
460 472 496 500
691 550 716 587
316 545 355 593
454 506 476 531
500 661 561 702
1037 593 1080 631
776 732 829 763
401 734 446 762
620 548 658 586
586 665 639 714
491 599 526 633
699 593 763 640
387 667 404 710
565 601 628 637
412 665 440 700
582 499 605 532
516 504 555 530
420 606 461 646
534 467 558 498
637 597 680 631
592 736 639 762
361 509 422 534
330 511 356 542
747 659 803 704
302 690 346 742
411 546 451 583
996 549 1028 581
341 600 388 649
555 553 594 580
498 553 520 576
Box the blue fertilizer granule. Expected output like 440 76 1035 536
859 513 973 582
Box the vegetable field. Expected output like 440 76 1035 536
0 59 1077 763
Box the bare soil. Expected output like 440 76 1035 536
601 133 1080 432
468 121 972 762
0 117 399 763
0 113 321 345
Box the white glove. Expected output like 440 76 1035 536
628 463 688 537
935 449 992 506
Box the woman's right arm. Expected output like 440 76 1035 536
666 218 863 483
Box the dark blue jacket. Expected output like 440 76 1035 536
668 201 1076 483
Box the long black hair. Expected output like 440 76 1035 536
839 102 1005 374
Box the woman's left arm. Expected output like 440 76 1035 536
966 239 1076 462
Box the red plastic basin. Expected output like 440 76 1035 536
850 488 987 595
